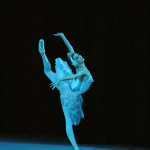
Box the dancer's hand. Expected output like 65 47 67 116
38 39 45 54
53 32 64 37
50 80 60 90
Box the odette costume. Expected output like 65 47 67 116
52 58 94 126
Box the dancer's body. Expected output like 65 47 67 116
38 33 94 150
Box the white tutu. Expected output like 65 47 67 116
54 58 93 125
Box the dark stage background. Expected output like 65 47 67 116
1 0 149 148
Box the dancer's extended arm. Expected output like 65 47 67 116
53 33 75 53
59 71 84 81
50 71 85 90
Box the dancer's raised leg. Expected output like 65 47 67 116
38 39 56 83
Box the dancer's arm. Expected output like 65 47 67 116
60 71 84 82
53 33 75 53
50 71 85 90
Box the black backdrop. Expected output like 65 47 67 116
1 0 149 148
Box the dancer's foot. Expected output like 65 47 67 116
74 146 80 150
38 39 45 54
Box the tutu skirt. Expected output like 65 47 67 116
54 58 93 125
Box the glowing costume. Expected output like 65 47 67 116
51 57 93 125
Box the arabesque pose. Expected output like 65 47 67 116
38 33 94 150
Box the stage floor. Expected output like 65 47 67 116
0 135 148 150
0 140 148 150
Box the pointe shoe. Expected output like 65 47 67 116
38 39 45 54
74 147 80 150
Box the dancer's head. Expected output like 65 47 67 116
67 53 85 66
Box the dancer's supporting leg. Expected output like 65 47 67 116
62 106 80 150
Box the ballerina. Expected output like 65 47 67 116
38 33 94 150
